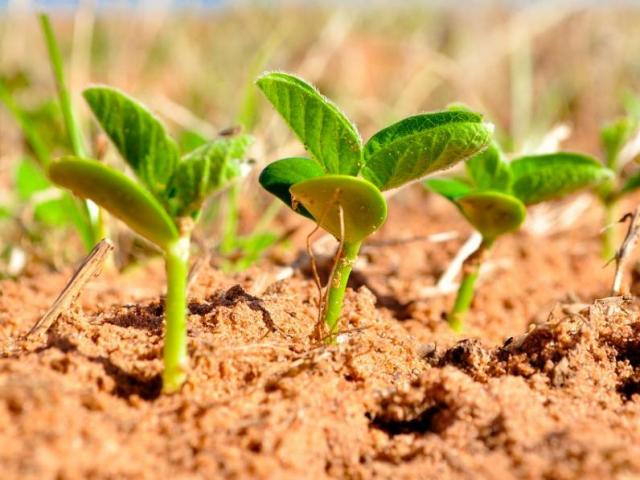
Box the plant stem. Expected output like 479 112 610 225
40 14 87 158
220 183 240 256
162 236 190 393
448 238 493 333
323 241 361 343
40 13 107 246
602 200 618 261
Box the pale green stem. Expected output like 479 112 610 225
162 236 190 394
448 238 493 333
40 14 87 158
40 13 107 246
220 184 240 256
323 241 361 343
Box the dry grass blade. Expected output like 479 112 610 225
26 239 114 337
306 221 324 338
611 207 640 296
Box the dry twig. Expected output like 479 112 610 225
611 207 640 296
26 239 114 337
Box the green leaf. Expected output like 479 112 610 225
601 117 636 169
289 175 387 243
258 157 325 218
510 153 613 205
167 135 252 217
15 158 50 200
83 86 179 199
455 192 526 240
177 129 208 153
231 232 280 271
256 72 362 175
0 205 11 220
465 141 511 191
621 171 640 195
424 177 472 201
49 157 179 249
361 110 492 191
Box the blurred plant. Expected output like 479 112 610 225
258 72 492 342
595 114 640 259
218 36 282 272
0 14 105 253
49 86 251 393
426 141 613 332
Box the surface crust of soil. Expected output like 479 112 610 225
2 191 640 480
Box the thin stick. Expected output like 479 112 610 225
362 231 458 250
26 239 114 337
306 221 324 332
611 207 640 296
436 231 483 291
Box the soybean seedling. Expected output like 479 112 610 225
257 72 492 342
425 141 613 332
595 116 640 259
49 86 251 393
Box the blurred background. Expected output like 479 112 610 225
1 0 639 274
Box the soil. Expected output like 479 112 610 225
2 188 640 480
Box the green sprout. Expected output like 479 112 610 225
426 141 613 332
257 72 492 341
49 86 251 393
0 14 104 251
595 116 639 259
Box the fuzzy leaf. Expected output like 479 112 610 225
167 136 252 217
465 141 511 191
289 175 387 243
49 157 179 249
601 117 635 169
15 158 50 200
456 192 526 240
621 171 640 195
258 157 325 218
361 110 491 191
256 72 362 175
83 86 179 199
510 153 612 205
424 177 472 201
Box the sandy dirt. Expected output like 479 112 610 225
1 189 640 479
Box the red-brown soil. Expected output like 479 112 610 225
2 189 639 479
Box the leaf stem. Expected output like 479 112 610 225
323 241 361 343
220 183 240 256
162 235 190 393
448 238 493 332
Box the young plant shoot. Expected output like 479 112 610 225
426 141 613 332
49 86 251 392
0 15 105 251
595 116 639 259
257 72 493 341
